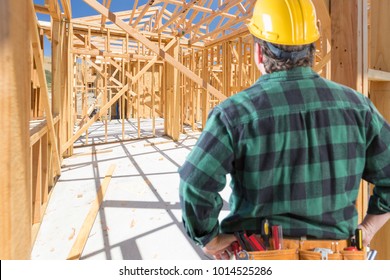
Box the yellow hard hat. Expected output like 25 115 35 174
248 0 320 45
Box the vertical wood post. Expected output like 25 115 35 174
201 48 209 128
367 0 390 260
164 39 181 141
66 22 74 156
331 0 361 89
52 19 62 150
331 0 369 226
0 0 32 259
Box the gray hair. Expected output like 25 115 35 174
253 36 316 74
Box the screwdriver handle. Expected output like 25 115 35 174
355 228 363 250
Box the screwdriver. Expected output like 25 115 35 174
261 219 270 249
355 228 363 251
272 225 283 250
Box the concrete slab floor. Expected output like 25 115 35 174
31 120 231 260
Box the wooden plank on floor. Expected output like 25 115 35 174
67 164 116 260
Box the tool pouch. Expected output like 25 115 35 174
248 249 299 260
299 250 342 260
299 249 366 260
341 250 366 260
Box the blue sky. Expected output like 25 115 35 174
35 0 152 56
35 0 152 20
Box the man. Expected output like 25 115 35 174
179 0 390 260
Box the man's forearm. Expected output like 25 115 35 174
358 212 390 246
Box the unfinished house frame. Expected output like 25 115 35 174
1 0 390 259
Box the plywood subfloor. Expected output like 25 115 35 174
31 119 231 260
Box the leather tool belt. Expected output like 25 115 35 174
244 237 366 260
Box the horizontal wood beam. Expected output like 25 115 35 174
72 21 175 42
72 48 165 61
30 115 60 147
205 28 249 48
34 4 50 15
73 6 158 23
368 69 390 82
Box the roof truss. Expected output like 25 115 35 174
73 0 255 46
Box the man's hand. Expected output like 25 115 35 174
203 234 237 260
358 213 390 246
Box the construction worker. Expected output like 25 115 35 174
179 0 390 260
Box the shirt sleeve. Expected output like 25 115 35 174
363 100 390 214
179 107 234 246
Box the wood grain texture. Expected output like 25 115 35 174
331 0 359 89
0 0 32 259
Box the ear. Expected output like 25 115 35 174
254 42 263 64
254 42 265 73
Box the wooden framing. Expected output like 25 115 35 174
331 0 361 89
164 39 181 140
2 0 390 259
0 0 72 259
331 0 370 241
365 0 390 260
330 0 390 259
29 0 74 248
0 0 32 260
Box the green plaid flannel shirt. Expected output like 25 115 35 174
179 67 390 247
